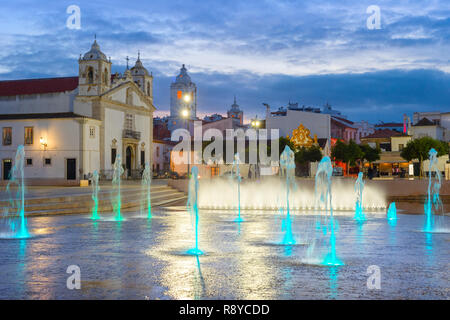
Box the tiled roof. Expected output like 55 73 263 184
375 122 403 128
0 77 78 97
361 128 406 139
413 117 435 126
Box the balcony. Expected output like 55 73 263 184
123 129 141 140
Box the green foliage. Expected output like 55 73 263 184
295 146 323 164
360 144 381 163
400 136 448 162
279 136 294 156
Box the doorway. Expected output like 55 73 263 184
66 158 76 180
126 146 132 177
3 159 12 180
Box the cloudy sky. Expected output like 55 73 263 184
1 0 449 122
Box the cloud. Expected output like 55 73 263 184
0 0 449 122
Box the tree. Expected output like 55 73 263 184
360 144 381 163
331 140 363 175
400 136 449 177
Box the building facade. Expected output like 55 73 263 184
0 40 156 184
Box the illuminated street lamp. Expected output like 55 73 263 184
40 137 47 148
251 117 261 128
183 93 191 103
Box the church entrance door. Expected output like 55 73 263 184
126 146 132 177
3 159 12 180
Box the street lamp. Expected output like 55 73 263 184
251 117 260 128
40 137 47 148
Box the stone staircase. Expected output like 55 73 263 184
0 185 186 218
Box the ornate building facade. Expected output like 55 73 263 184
0 40 156 184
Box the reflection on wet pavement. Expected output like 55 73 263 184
0 209 448 299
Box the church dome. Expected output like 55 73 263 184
175 64 192 84
82 40 108 61
130 53 149 76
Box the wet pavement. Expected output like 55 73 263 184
0 208 448 299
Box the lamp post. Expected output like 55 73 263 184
181 93 191 177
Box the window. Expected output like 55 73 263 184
125 114 133 130
103 68 108 85
147 82 150 96
2 127 12 145
44 158 51 166
211 167 219 177
177 90 182 99
89 126 95 138
156 146 160 157
111 148 117 164
141 150 145 166
87 67 94 84
399 144 404 151
26 158 33 166
24 127 33 145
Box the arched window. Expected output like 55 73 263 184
103 68 108 85
87 67 94 84
147 82 150 96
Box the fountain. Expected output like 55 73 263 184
3 145 30 238
112 155 125 221
314 156 343 266
353 172 367 221
424 148 443 232
387 202 397 221
232 153 244 222
186 166 203 255
279 146 296 245
141 162 152 219
90 170 100 220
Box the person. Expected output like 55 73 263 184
368 166 373 180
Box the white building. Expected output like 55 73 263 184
411 112 450 142
265 103 331 142
353 120 375 144
0 40 155 184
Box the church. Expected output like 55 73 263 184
0 40 155 184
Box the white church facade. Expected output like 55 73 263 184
0 40 155 185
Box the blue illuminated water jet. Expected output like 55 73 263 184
387 202 397 221
232 153 244 222
112 155 125 221
186 166 204 255
353 172 367 221
423 148 442 232
90 170 100 220
279 146 296 245
3 145 30 239
315 157 344 266
141 162 152 219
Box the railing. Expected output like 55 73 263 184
122 129 141 140
99 168 144 180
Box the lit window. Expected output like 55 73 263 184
24 127 33 145
177 90 182 99
2 127 12 145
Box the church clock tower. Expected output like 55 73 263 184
78 38 111 96
130 52 153 102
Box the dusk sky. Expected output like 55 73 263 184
1 0 450 122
